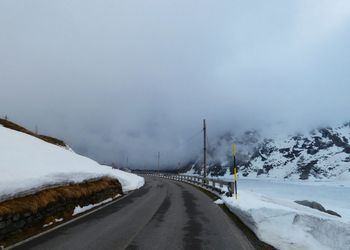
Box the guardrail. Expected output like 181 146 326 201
146 174 236 197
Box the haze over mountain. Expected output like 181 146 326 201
183 123 350 180
1 0 350 168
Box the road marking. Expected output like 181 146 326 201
5 190 135 250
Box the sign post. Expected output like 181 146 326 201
232 144 238 199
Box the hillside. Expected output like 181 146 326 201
0 120 144 246
0 118 66 147
0 121 144 201
183 123 350 181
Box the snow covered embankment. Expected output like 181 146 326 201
222 189 350 250
104 168 144 193
0 125 144 202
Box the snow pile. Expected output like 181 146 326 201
104 168 144 193
232 179 350 222
72 197 119 215
0 125 144 201
214 199 224 205
221 180 350 250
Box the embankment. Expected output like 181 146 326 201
0 177 122 246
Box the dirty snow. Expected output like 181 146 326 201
214 199 224 205
43 218 64 228
73 197 115 216
0 125 144 202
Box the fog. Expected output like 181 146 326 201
1 0 350 168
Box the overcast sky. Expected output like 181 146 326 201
1 0 350 168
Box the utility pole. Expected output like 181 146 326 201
203 119 207 182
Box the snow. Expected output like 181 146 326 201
105 168 144 193
221 179 350 250
187 123 350 182
43 218 63 228
72 196 119 215
214 199 224 205
243 126 350 181
0 125 144 202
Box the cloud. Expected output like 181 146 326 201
1 0 350 168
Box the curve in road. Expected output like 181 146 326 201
14 176 256 250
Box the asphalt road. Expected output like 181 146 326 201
15 176 255 250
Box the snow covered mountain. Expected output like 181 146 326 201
183 123 350 181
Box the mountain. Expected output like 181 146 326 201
182 123 350 180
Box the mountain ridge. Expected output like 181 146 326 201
182 123 350 180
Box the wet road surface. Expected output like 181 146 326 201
15 176 255 250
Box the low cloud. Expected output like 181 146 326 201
1 0 350 168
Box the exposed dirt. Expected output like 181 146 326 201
0 177 123 247
0 177 122 216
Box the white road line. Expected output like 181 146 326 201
5 190 135 250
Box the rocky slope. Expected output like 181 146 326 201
183 123 350 180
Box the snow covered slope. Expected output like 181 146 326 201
222 182 350 250
0 125 144 202
182 124 350 249
183 123 350 181
243 124 350 180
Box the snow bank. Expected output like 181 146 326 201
0 125 144 201
234 179 350 222
222 190 350 250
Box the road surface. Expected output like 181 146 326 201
15 176 256 250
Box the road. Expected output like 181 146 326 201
15 176 256 250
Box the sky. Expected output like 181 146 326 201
1 0 350 168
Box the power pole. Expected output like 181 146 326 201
203 119 207 182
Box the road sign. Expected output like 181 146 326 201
232 144 238 199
